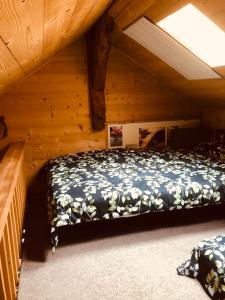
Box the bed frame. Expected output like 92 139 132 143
0 142 27 300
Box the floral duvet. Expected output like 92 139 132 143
47 147 225 252
177 235 225 299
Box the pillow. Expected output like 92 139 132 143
169 127 212 149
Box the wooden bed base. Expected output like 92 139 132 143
0 142 26 300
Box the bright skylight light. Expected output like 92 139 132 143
157 4 225 68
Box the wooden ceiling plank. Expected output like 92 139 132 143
0 0 111 95
145 0 188 23
43 0 112 58
66 0 112 41
107 0 133 18
112 0 156 30
0 0 44 73
191 0 225 32
43 0 78 59
214 66 225 77
0 37 25 84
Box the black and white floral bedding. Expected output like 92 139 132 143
195 130 225 162
47 140 225 251
177 235 225 299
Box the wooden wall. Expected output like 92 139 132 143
202 108 225 129
0 38 200 184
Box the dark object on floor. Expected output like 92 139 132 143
178 234 225 299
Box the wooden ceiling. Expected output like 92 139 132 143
1 0 225 107
108 0 225 107
0 0 112 95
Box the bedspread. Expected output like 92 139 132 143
46 148 225 251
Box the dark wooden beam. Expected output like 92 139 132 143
87 14 114 131
0 116 7 139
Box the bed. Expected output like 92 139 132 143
46 130 225 252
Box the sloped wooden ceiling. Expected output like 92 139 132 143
0 0 112 95
108 0 225 107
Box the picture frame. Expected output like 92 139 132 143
108 124 123 149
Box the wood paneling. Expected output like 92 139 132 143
108 0 155 29
202 108 225 129
0 0 112 94
0 38 25 94
0 38 200 183
110 0 225 106
108 0 186 29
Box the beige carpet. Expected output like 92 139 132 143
18 209 225 300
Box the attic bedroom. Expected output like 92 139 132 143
0 0 225 299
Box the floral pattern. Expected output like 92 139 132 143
195 130 225 162
46 146 225 252
177 235 225 299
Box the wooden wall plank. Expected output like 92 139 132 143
0 38 200 184
203 108 225 128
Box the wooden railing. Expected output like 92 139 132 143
0 142 26 300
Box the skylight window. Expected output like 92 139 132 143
157 4 225 68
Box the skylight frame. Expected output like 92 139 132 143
123 17 221 80
157 4 225 68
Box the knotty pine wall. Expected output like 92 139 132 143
202 108 225 129
0 38 200 184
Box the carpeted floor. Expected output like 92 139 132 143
18 208 225 300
